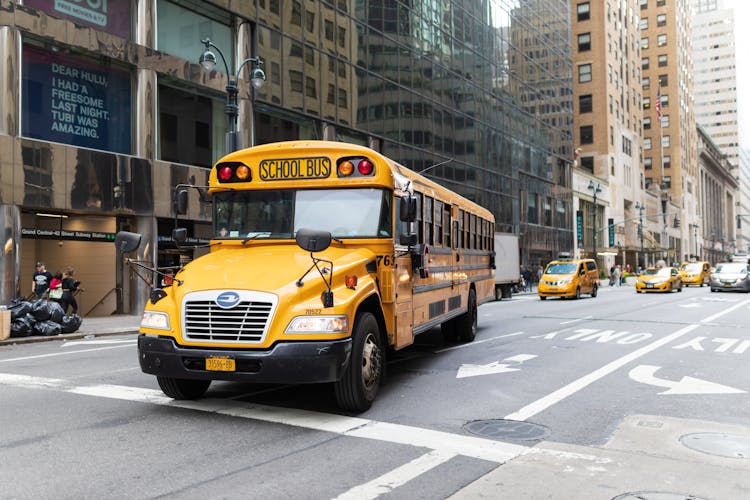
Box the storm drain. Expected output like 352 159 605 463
680 432 750 459
612 492 709 500
463 419 549 441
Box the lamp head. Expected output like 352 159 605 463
199 49 217 71
250 66 266 90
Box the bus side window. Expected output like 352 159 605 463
444 203 451 248
425 196 434 246
435 200 443 247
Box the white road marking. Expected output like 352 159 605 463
0 372 606 465
628 365 746 395
504 297 750 421
456 354 537 379
559 316 592 325
0 344 134 364
678 303 701 308
434 331 524 353
62 339 137 347
332 450 456 500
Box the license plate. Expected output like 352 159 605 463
646 283 653 288
205 356 235 371
724 283 732 288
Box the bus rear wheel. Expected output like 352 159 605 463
456 288 477 342
335 312 383 412
157 376 211 400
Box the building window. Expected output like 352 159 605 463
662 176 671 188
657 0 666 5
291 0 302 26
642 57 649 70
580 125 594 144
643 96 651 109
640 18 648 30
662 135 670 148
645 157 652 170
661 114 669 128
657 14 666 26
644 117 651 130
325 20 334 41
641 37 649 49
644 137 652 149
657 34 667 46
578 33 591 51
527 193 539 224
289 70 303 93
659 74 668 87
577 2 590 21
643 77 650 89
327 84 335 104
658 54 667 67
623 137 633 156
661 94 669 107
610 126 614 145
158 84 216 167
579 94 593 113
306 10 315 32
580 156 594 172
338 88 348 108
305 76 316 98
664 155 671 169
578 64 592 83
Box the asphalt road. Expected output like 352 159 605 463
1 284 749 499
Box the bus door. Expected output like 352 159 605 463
394 252 414 348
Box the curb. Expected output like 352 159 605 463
0 329 139 346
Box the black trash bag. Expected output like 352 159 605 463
60 314 83 334
31 300 51 322
10 315 34 337
48 301 65 324
32 320 61 337
9 300 32 321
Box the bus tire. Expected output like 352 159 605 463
456 288 477 343
335 312 383 412
157 376 211 400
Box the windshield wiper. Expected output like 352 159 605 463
242 232 271 245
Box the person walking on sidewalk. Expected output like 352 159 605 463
612 265 622 287
61 267 80 315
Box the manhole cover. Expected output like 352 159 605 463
680 432 750 459
612 492 709 500
463 419 549 441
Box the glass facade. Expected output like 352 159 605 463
250 0 574 262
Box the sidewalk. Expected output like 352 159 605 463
0 314 141 346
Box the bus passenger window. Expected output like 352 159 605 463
435 200 443 246
425 196 434 246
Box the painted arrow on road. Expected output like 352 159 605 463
678 303 701 308
628 365 746 395
456 354 536 379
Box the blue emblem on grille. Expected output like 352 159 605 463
216 291 241 309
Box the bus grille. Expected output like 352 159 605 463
183 300 273 343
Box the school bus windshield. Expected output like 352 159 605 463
213 188 393 239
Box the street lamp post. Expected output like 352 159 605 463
199 38 266 152
587 180 602 263
635 201 645 269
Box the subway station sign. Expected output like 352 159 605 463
22 228 116 242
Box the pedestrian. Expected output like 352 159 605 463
522 266 533 292
32 261 53 299
609 266 615 286
613 265 622 287
48 271 63 301
61 267 80 314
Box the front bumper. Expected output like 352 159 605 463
709 280 750 292
636 281 669 292
537 284 574 297
138 335 352 384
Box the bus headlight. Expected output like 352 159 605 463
286 315 349 334
141 311 170 330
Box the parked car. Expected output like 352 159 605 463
538 254 599 300
635 266 683 293
709 261 750 292
679 261 711 287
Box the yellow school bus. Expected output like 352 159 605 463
125 140 495 412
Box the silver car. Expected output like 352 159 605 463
709 262 750 292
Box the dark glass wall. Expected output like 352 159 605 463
252 0 574 263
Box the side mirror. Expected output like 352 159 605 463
114 231 142 253
295 228 332 253
399 195 417 222
399 233 418 246
172 228 187 243
174 189 188 215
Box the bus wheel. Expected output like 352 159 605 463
456 288 477 343
157 377 211 400
335 312 383 412
441 320 458 342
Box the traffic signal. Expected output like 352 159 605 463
673 216 680 228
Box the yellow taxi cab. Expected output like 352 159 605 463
538 254 599 300
635 266 683 293
678 261 711 287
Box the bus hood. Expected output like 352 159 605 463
172 244 377 293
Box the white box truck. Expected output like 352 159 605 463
493 233 521 300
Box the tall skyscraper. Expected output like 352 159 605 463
692 0 748 253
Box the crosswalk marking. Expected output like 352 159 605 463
332 450 456 500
